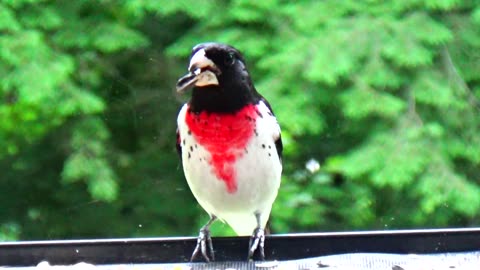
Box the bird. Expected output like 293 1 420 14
175 42 282 262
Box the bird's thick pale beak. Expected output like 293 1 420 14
176 71 199 93
176 49 220 93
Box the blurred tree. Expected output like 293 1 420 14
0 0 196 240
0 0 479 240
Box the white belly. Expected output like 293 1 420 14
177 101 282 235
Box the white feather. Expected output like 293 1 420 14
177 101 282 235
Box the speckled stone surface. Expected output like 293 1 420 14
6 252 480 270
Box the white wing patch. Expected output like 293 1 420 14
257 101 281 142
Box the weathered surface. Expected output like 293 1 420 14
7 252 480 270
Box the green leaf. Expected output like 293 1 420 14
382 34 434 67
336 122 433 189
19 5 63 30
62 118 118 202
280 1 353 32
0 4 20 31
0 222 20 241
57 85 105 116
445 136 480 164
2 0 47 9
404 13 453 45
473 7 480 25
412 70 464 109
136 0 217 19
361 57 405 88
340 87 406 119
0 30 49 66
417 160 480 217
91 23 149 53
424 0 460 10
87 165 119 202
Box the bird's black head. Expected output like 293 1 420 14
176 42 260 113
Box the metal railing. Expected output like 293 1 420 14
1 228 480 268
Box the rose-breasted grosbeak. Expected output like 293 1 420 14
175 43 282 261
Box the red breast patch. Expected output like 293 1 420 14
185 104 259 193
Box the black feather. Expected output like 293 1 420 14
178 43 283 161
176 128 181 158
188 43 260 114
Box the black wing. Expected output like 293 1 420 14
275 134 283 162
176 128 182 158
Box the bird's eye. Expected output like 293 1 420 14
225 52 235 66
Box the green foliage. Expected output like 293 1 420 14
0 0 479 240
62 117 118 202
0 222 20 241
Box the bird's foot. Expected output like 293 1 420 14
248 227 265 261
191 227 215 262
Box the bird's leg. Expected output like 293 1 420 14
248 212 265 261
191 215 217 262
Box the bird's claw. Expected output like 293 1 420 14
191 227 215 262
248 227 265 261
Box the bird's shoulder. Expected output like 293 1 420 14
255 97 283 161
175 104 190 158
